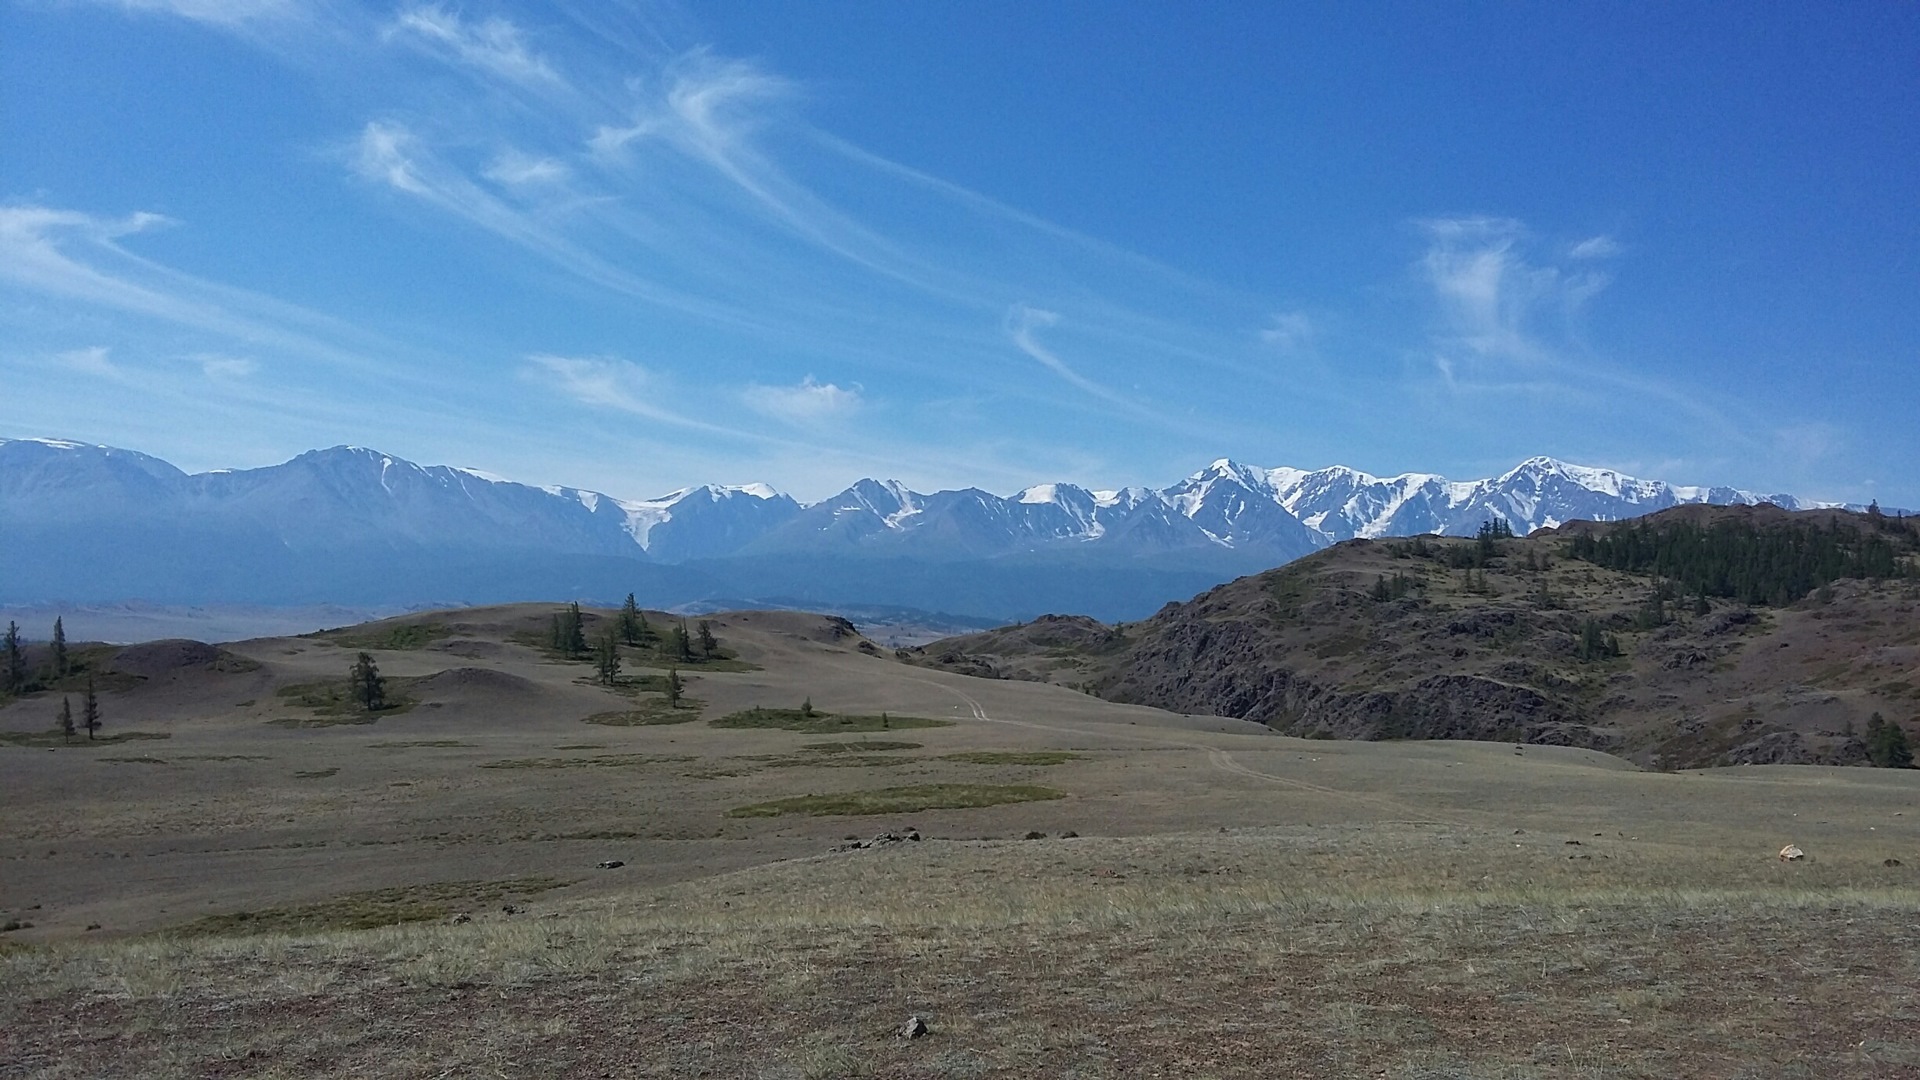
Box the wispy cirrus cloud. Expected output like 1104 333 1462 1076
1569 234 1623 260
1419 216 1611 368
1260 311 1316 352
384 5 560 86
199 354 258 379
483 149 571 189
91 0 295 26
525 353 750 440
56 345 120 377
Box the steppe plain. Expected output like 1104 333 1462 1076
2 604 1917 1078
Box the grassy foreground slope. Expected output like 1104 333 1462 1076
2 596 1918 1075
910 504 1920 769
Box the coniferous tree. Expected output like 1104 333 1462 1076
58 697 75 743
50 617 68 680
594 629 622 686
619 594 642 646
697 620 718 658
565 602 588 658
1867 713 1914 769
549 613 565 653
665 668 683 708
81 676 101 740
2 621 22 695
350 652 385 712
800 696 815 718
671 622 693 662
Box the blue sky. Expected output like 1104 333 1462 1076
2 1 1916 506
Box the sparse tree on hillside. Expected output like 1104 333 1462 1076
58 697 75 743
81 676 101 740
594 629 621 686
351 652 385 712
565 602 588 658
800 697 815 718
665 667 683 708
1867 712 1914 769
619 594 643 646
671 622 693 662
3 621 22 694
50 617 68 680
1576 618 1620 661
697 620 718 659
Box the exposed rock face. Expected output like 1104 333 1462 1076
913 504 1920 769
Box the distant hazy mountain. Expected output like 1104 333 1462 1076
0 437 1871 621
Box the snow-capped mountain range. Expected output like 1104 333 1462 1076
0 436 1867 619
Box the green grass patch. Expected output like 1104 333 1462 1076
939 751 1084 766
292 767 339 779
479 753 694 770
801 740 923 754
317 622 451 651
582 698 703 726
711 707 952 734
366 739 471 749
164 877 570 938
272 678 418 722
727 783 1066 818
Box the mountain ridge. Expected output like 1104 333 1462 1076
1 435 1901 619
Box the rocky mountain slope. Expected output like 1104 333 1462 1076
906 505 1920 768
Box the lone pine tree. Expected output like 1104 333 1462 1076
665 667 683 707
2 620 22 695
58 696 75 743
50 616 68 680
350 652 385 712
619 594 643 646
697 620 718 658
81 676 101 740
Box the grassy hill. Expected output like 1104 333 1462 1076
907 504 1920 769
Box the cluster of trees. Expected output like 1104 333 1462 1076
548 602 590 659
1565 517 1914 607
1866 713 1914 769
3 617 76 697
4 618 107 741
1367 572 1419 602
1575 617 1624 661
547 596 721 692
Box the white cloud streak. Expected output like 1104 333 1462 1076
56 346 119 377
742 376 863 425
385 5 561 86
1569 234 1622 260
93 0 295 26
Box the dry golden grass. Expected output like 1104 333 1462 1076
4 826 1917 1078
4 602 1917 1076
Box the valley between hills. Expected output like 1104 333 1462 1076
1 504 1917 1077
